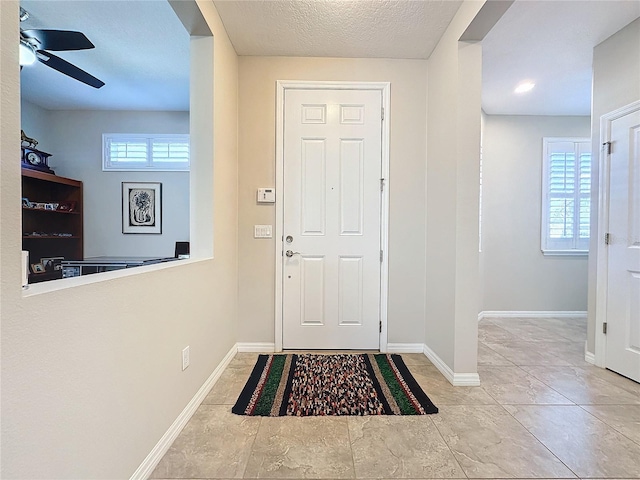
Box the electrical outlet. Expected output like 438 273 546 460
182 346 190 371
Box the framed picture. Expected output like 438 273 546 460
31 262 45 274
122 182 162 234
41 257 64 272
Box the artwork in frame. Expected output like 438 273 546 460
122 182 162 234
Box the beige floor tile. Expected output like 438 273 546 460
410 365 497 405
150 405 260 479
485 319 569 342
399 353 433 366
586 367 640 397
539 341 592 367
477 342 515 366
243 417 354 478
484 341 573 366
520 365 640 405
202 365 253 405
348 416 465 478
485 318 586 343
478 323 521 343
228 353 261 367
431 405 576 478
528 318 588 342
478 366 573 405
505 405 640 478
580 404 640 445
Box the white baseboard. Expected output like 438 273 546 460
422 344 481 386
479 310 587 321
237 342 276 353
387 343 424 353
584 341 596 365
130 343 238 480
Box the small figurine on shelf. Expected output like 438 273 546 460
21 130 38 148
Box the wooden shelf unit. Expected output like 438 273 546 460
22 169 83 283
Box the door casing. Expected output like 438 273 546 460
594 99 640 367
274 81 391 352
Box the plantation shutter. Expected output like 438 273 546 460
103 134 190 171
105 137 148 164
542 138 591 254
152 138 190 165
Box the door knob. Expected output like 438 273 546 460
286 235 293 243
285 250 301 257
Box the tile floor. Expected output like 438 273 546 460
151 317 640 479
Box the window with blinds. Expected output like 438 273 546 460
102 134 190 171
541 137 591 255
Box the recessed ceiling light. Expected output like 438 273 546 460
515 81 535 94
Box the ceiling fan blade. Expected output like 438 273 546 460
36 50 104 89
23 29 95 51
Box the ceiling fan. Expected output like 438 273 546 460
19 7 105 89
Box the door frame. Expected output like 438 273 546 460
594 100 640 367
274 80 391 352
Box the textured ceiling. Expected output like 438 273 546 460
482 0 640 116
19 0 189 111
213 0 463 59
18 0 640 116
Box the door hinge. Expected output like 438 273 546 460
380 178 385 192
380 250 383 262
605 233 611 245
381 107 384 121
603 322 608 334
603 141 612 154
379 320 382 333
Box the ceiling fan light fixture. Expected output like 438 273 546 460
19 40 37 66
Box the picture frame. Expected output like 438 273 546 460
31 262 45 274
122 182 162 234
41 257 64 272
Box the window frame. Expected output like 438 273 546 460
102 133 190 172
541 137 591 256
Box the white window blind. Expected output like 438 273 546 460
103 134 190 171
541 137 591 255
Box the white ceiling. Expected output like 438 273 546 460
213 0 463 59
19 0 190 111
18 0 640 116
482 0 640 115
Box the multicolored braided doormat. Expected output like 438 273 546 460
232 353 438 416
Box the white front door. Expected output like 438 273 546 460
282 88 383 350
605 106 640 383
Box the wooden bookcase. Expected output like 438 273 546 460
21 168 83 283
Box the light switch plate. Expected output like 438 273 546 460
254 225 272 238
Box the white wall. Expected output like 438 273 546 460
237 57 428 345
1 1 239 478
588 18 640 354
49 109 189 258
425 2 485 374
20 98 54 153
481 114 590 312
